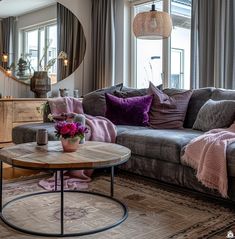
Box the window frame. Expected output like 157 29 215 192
20 20 57 72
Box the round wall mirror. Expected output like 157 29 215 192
0 0 86 85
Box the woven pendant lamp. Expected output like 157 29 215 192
133 2 172 40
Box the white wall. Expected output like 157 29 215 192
17 4 56 30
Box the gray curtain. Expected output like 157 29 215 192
190 0 235 89
57 3 86 81
1 17 16 67
92 0 115 90
0 20 3 59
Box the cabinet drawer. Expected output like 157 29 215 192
13 101 44 122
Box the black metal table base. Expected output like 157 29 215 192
0 162 128 237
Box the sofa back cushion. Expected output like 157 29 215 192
183 87 214 128
82 83 123 116
114 88 148 98
105 93 153 126
211 88 235 100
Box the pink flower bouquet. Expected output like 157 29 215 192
55 121 88 141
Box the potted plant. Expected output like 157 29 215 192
54 121 88 152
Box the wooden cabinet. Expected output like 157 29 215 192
0 98 47 146
0 101 13 143
0 98 47 179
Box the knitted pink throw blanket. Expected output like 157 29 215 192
182 123 235 198
39 97 116 191
47 97 84 115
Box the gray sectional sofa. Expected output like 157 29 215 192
12 87 235 201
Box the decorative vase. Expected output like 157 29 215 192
30 71 51 98
59 88 69 97
61 137 80 152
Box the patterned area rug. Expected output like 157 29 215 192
0 173 235 239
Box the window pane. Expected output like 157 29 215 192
39 28 45 70
135 1 163 89
171 0 191 89
47 25 57 84
26 30 38 71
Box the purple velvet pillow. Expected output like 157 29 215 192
105 93 153 126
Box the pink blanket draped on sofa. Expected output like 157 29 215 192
39 97 116 191
182 122 235 198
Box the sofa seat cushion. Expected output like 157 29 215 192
116 125 203 164
12 123 57 144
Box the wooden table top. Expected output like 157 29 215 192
0 141 131 170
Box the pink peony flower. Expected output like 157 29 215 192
54 121 88 139
60 125 71 135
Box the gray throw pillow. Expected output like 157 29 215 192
192 99 235 131
82 83 123 116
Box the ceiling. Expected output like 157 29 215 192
0 0 55 18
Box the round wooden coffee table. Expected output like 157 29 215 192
0 141 131 237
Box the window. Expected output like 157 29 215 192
132 0 191 89
171 0 191 89
22 22 57 83
134 1 163 89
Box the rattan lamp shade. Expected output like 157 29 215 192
133 7 172 40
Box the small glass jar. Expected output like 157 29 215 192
73 89 79 98
36 129 48 145
59 88 69 97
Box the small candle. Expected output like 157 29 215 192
2 53 8 63
63 59 68 66
6 68 12 76
73 89 79 98
36 129 48 145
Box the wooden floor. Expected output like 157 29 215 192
3 163 40 179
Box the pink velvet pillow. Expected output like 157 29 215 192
147 82 192 129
